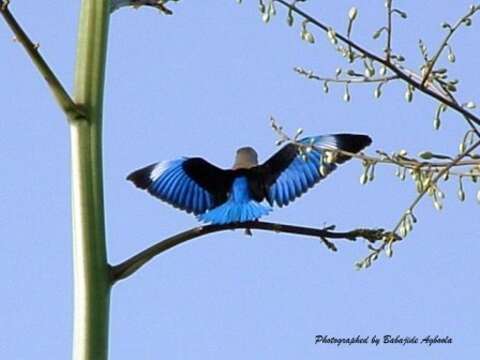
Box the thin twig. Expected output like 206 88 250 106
0 2 84 121
401 67 480 137
440 86 480 138
394 139 480 232
338 148 480 175
111 221 387 282
364 138 480 261
297 64 480 138
299 63 480 138
271 117 480 178
420 6 480 87
386 0 393 63
273 0 480 127
295 67 400 84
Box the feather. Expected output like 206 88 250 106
197 177 272 224
258 133 371 207
127 133 371 223
126 158 221 216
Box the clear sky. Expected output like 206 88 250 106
1 1 479 359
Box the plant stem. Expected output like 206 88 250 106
420 6 480 87
111 222 387 283
71 1 111 359
0 2 84 121
363 138 480 263
294 67 400 84
274 0 480 127
385 0 393 63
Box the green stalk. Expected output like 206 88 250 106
71 1 111 359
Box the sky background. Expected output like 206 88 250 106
1 1 480 359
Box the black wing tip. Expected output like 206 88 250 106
358 134 373 148
126 163 157 190
331 134 372 163
335 133 372 153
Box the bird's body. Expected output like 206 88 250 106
198 176 272 224
128 134 372 224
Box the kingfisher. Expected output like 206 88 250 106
127 134 371 224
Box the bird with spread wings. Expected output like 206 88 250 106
127 134 372 224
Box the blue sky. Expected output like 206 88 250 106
1 1 479 359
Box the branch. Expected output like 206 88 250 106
394 139 480 232
111 221 388 282
1 2 84 121
357 138 480 268
294 67 400 84
385 0 393 63
273 0 480 127
270 117 480 179
420 5 480 87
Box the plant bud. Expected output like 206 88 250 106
348 7 358 21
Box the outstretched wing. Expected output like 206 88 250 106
127 158 234 215
257 134 372 207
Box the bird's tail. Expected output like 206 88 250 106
197 199 272 225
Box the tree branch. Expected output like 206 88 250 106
357 138 480 268
271 116 480 179
420 5 480 87
394 139 480 232
0 1 84 122
294 67 400 84
273 0 480 127
385 0 393 63
111 221 388 283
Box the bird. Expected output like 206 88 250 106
127 133 372 225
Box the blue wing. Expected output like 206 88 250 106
267 146 334 207
265 134 371 207
127 158 217 215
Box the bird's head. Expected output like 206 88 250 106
233 147 259 169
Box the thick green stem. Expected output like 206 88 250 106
71 1 111 359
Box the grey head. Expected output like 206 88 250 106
233 146 259 169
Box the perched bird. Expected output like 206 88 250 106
127 134 372 224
